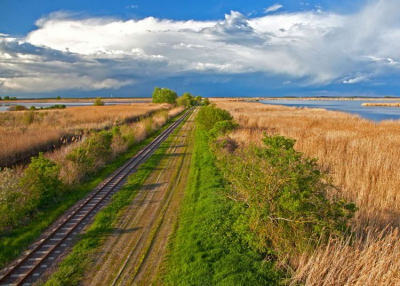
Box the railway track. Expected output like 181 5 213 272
0 108 194 286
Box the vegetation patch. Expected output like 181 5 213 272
162 123 281 285
0 110 184 268
44 111 187 286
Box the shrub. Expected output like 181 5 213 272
152 87 178 104
66 131 113 179
4 96 9 100
217 135 357 258
196 104 234 130
8 105 27 111
203 98 210 105
93 97 104 106
0 169 29 229
20 153 63 206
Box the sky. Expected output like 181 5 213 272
0 0 399 98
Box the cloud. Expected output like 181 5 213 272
126 5 138 9
264 4 283 14
343 74 369 84
1 0 400 94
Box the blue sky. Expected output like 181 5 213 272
0 0 399 98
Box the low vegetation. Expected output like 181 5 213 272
164 105 354 284
0 107 184 267
162 117 281 285
0 103 170 167
45 115 185 285
213 99 400 285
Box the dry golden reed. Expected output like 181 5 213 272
362 102 400 107
0 103 170 166
213 99 400 285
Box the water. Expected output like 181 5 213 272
260 100 400 122
0 100 148 112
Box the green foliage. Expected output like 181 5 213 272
93 97 104 106
196 104 234 131
10 97 17 100
203 98 210 105
20 153 63 206
0 96 2 100
0 169 30 229
29 106 36 110
163 127 282 285
152 87 178 104
56 96 61 100
0 114 183 269
217 134 357 258
209 120 239 138
67 131 113 179
4 96 9 100
8 105 27 111
195 95 202 101
176 92 196 108
45 118 183 286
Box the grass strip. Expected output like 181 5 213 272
44 111 189 286
0 111 185 269
161 123 282 285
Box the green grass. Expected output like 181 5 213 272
0 112 185 269
44 111 190 286
161 125 282 285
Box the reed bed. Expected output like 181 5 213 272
362 102 400 107
0 103 170 166
213 99 400 285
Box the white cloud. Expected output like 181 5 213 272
1 0 400 93
264 4 283 14
343 74 369 84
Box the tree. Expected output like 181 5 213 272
56 96 61 100
195 95 202 101
4 96 10 100
203 98 210 105
152 87 178 104
94 97 105 106
0 96 2 101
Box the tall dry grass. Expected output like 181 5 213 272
0 103 171 166
213 99 400 285
362 102 400 107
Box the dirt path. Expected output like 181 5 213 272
81 109 197 286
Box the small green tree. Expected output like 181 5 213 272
152 87 178 104
94 97 104 106
4 96 9 100
56 96 61 100
195 95 202 101
203 98 210 105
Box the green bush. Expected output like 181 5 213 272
93 97 104 106
217 135 357 258
152 87 178 104
0 169 30 229
203 98 210 105
67 131 113 179
196 104 234 131
20 153 63 207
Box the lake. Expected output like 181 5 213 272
0 100 148 112
260 100 400 122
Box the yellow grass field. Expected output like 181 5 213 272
213 99 400 284
0 103 170 167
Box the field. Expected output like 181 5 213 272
0 103 170 167
213 99 400 284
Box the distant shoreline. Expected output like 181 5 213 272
362 102 400 107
